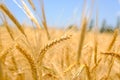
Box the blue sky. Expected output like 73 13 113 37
0 0 120 28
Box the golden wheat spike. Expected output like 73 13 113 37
37 34 71 80
28 0 36 11
16 44 38 80
77 18 87 64
36 34 71 80
37 34 72 64
0 4 27 37
39 0 50 40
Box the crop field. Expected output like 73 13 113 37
0 0 120 80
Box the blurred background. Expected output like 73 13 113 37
0 0 120 32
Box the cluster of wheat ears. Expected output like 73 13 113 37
0 0 120 80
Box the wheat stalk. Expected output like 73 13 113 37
64 62 77 73
91 58 102 72
77 18 87 64
72 64 85 80
0 60 3 80
0 34 1 52
80 0 87 21
16 73 25 80
104 29 119 61
101 52 120 60
87 0 95 22
105 56 114 79
21 0 41 29
2 14 15 41
85 64 91 80
107 29 119 51
0 4 27 37
28 0 36 11
39 0 50 40
93 9 98 65
0 14 3 51
51 63 65 80
4 21 14 41
0 2 35 54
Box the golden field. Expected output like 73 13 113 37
0 26 120 80
0 0 120 80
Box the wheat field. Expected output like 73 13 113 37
0 0 120 80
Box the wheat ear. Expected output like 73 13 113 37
15 44 38 80
36 34 71 80
37 34 72 64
